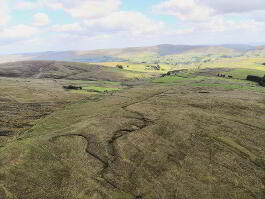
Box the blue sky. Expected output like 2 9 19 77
1 0 265 54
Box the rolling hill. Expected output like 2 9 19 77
0 60 155 81
0 44 257 64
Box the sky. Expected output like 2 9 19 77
1 0 265 54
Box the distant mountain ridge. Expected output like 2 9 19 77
0 44 259 63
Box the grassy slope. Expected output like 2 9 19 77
0 68 265 199
93 54 265 80
94 62 172 73
153 69 265 93
0 61 158 81
201 57 265 71
0 76 127 148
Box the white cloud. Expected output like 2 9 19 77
152 0 265 34
170 28 195 35
14 0 121 18
14 0 63 10
201 0 265 14
54 23 83 33
14 1 39 10
0 1 11 26
194 16 265 33
232 20 265 32
95 11 164 34
0 25 38 45
54 11 164 37
61 0 121 19
33 13 50 26
152 0 214 21
4 0 265 53
153 0 265 20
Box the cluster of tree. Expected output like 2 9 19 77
217 74 233 78
63 85 82 90
116 65 123 69
247 75 265 87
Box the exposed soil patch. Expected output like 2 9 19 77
0 101 66 145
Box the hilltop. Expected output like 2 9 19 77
0 60 157 81
0 44 257 64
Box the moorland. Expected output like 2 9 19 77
0 44 265 199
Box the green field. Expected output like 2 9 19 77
153 68 265 93
224 68 265 79
95 62 172 73
73 86 121 94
